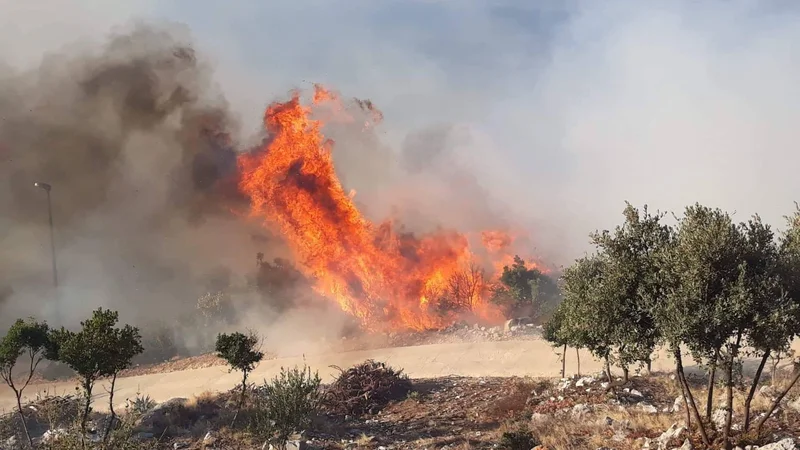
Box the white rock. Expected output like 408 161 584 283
787 396 800 413
629 389 644 398
672 396 684 412
655 423 685 450
640 403 659 414
576 376 596 387
674 439 692 450
572 403 592 417
557 379 572 391
42 428 67 443
757 438 797 450
711 408 728 430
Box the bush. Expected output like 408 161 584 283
135 322 181 365
498 428 540 450
324 360 412 416
215 331 264 427
251 365 322 446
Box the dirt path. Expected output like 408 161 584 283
2 338 797 413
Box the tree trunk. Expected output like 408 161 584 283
561 344 567 378
755 366 800 434
677 366 692 428
80 379 94 447
622 365 630 383
576 347 581 377
605 356 613 383
14 389 33 449
103 373 118 442
722 333 742 450
231 371 249 427
706 347 719 421
647 357 652 374
744 349 770 431
675 348 710 446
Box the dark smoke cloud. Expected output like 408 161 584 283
0 23 277 330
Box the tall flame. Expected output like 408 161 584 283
238 86 526 331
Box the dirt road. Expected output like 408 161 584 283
1 338 797 413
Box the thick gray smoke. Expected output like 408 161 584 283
0 24 280 332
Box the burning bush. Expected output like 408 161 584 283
324 360 412 416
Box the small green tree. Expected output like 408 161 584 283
588 203 670 377
52 308 143 439
102 321 143 441
557 255 613 381
542 304 569 378
492 256 559 320
215 331 264 427
0 318 54 447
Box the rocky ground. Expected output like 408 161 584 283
2 367 798 450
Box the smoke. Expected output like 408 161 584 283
0 22 286 337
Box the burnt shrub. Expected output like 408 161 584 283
324 360 412 416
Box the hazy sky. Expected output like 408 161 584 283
2 0 800 262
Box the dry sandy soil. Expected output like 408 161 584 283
2 336 798 415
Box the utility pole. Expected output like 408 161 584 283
34 182 58 288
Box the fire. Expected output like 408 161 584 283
237 86 527 331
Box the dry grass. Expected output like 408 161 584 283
486 378 548 420
527 407 679 450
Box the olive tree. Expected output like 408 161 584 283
651 204 755 447
0 318 54 447
492 256 560 320
588 203 670 378
52 308 143 438
551 204 670 387
216 331 264 426
542 305 570 378
753 207 800 434
557 255 615 380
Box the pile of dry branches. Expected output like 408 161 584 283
324 360 412 416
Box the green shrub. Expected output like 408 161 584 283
251 365 322 446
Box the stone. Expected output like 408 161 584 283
629 389 644 398
639 403 659 414
674 439 692 450
672 396 684 412
576 376 596 387
571 403 592 417
202 431 217 446
787 396 800 413
655 423 685 450
711 408 728 430
41 428 67 443
757 438 797 450
504 316 533 331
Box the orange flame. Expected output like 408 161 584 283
238 87 527 331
